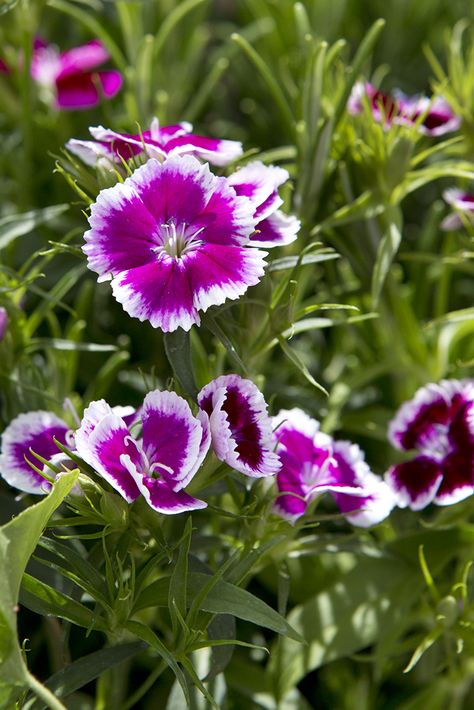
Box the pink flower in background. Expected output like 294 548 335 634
66 118 242 167
31 38 122 110
348 82 460 136
228 162 300 248
0 307 8 342
0 411 70 494
273 409 394 526
83 155 267 332
441 189 474 230
386 380 474 510
75 392 210 514
198 375 281 478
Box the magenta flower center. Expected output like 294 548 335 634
153 220 205 260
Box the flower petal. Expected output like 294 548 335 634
56 70 122 109
166 134 243 166
66 138 115 167
186 243 267 313
385 456 443 510
330 441 394 527
141 389 210 490
56 40 109 79
198 375 280 478
122 461 207 514
251 211 300 247
434 450 474 506
388 380 474 452
228 162 289 213
75 411 141 502
111 257 199 332
84 178 158 280
0 411 69 494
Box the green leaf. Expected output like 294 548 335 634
20 573 106 631
371 211 402 306
277 336 328 397
0 204 68 250
134 572 303 642
24 642 146 710
169 517 192 638
0 472 78 708
269 528 474 700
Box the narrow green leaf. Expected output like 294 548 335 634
24 642 146 710
371 214 402 306
0 204 68 250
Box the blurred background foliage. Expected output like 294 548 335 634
1 0 474 708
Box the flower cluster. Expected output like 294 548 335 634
386 380 474 510
272 409 394 527
348 82 460 136
0 375 281 514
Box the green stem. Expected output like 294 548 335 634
26 671 68 710
120 660 166 710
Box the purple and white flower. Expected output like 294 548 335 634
31 38 122 110
197 374 281 478
348 82 460 136
83 155 267 332
228 162 300 247
273 408 393 526
0 411 70 494
441 189 474 231
75 390 210 514
386 379 474 510
66 118 242 168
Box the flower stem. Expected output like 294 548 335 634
26 671 68 710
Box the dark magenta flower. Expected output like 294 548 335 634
31 38 122 110
441 189 474 230
75 392 210 514
386 380 474 510
273 409 394 526
83 155 267 332
348 82 460 136
66 118 242 167
0 411 70 494
228 161 300 248
197 374 281 478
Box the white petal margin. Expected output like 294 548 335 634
333 441 395 527
0 411 68 494
141 389 211 491
252 211 300 248
74 399 115 451
272 408 321 441
198 374 281 478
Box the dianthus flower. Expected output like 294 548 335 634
348 82 460 136
441 189 474 231
227 162 300 247
67 118 242 168
83 155 267 332
273 409 394 526
0 411 70 494
75 391 210 513
197 375 281 478
31 38 122 110
386 380 474 510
